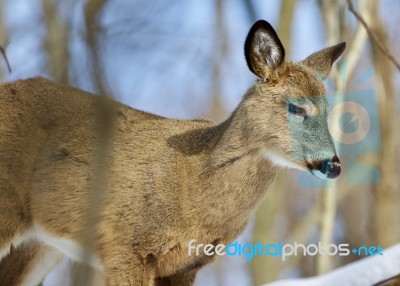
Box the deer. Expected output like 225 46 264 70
0 20 344 286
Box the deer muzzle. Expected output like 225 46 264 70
320 155 341 179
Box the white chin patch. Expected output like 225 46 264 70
311 170 329 179
263 151 305 170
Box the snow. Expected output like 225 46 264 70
264 244 400 286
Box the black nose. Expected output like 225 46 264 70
321 155 341 179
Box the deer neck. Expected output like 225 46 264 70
191 88 279 230
206 87 277 174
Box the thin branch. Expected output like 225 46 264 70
344 0 369 88
0 41 12 73
243 0 258 23
347 0 400 71
373 273 400 286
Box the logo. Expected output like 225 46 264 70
296 61 381 187
188 240 383 261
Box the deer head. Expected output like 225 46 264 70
242 20 345 179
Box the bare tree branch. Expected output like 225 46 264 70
347 0 400 71
0 41 12 73
344 0 370 87
242 0 258 23
373 273 400 286
0 2 11 76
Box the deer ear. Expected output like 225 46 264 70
301 42 346 80
244 20 285 80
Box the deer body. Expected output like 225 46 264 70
0 78 278 283
0 20 344 285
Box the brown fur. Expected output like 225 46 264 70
0 20 344 285
0 242 62 285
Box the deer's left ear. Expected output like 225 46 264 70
301 42 346 79
244 20 285 80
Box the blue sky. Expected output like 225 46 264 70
1 0 333 120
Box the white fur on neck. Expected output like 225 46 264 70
263 151 305 170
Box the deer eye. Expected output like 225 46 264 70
288 103 306 117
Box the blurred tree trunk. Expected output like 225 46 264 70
251 0 297 284
370 1 400 247
213 2 230 284
340 0 374 268
84 0 109 95
42 1 91 285
209 0 227 122
251 175 288 284
277 0 296 57
316 0 345 274
0 1 8 81
72 1 110 285
41 0 70 84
